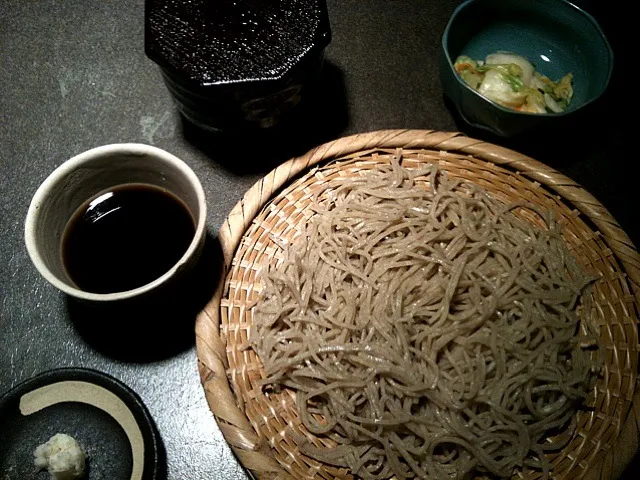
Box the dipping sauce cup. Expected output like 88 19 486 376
25 144 207 302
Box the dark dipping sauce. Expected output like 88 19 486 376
62 184 195 294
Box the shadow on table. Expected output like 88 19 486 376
66 234 223 363
442 84 640 250
442 91 620 169
621 453 640 479
180 60 350 176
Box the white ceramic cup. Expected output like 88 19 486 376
25 144 207 302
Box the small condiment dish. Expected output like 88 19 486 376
439 0 613 137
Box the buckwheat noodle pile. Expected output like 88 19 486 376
250 156 599 480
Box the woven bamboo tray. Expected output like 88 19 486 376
195 130 640 480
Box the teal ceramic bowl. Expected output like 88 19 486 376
440 0 613 137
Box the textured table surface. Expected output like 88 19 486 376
1 1 635 479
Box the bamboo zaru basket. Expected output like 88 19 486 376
196 130 640 480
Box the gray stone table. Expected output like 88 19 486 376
1 1 635 479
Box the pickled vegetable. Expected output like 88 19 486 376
454 52 573 114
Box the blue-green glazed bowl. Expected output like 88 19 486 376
440 0 613 137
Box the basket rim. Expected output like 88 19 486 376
195 129 640 480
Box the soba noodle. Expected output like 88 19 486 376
250 156 599 479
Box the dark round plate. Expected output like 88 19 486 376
0 368 162 480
